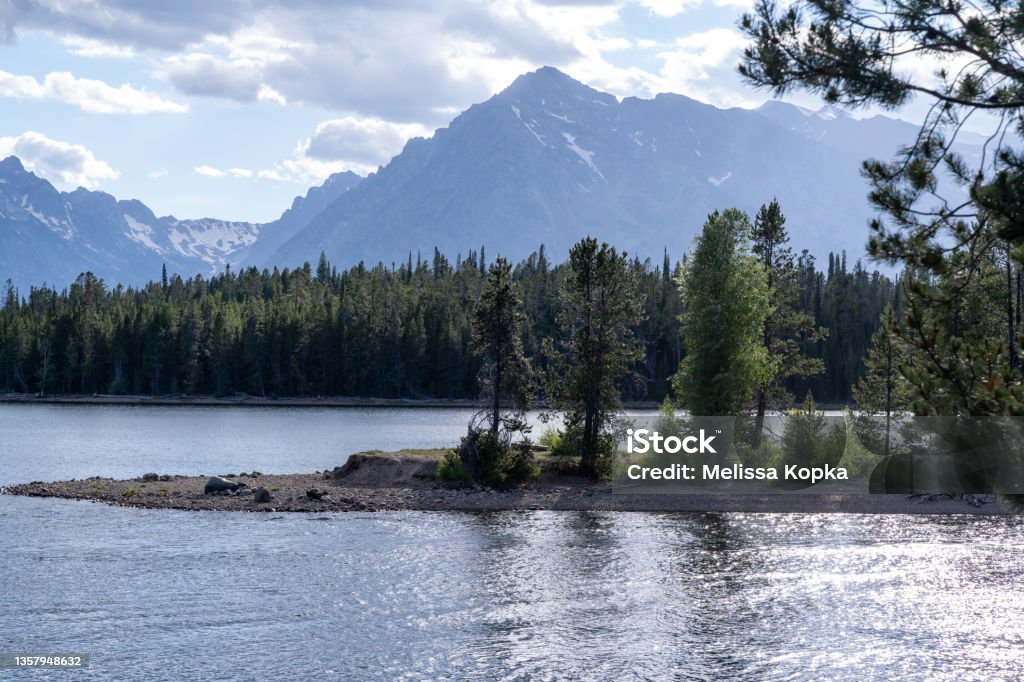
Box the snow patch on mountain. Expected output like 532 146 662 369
123 214 163 253
167 219 261 265
562 133 605 181
522 119 547 147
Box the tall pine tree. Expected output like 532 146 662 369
750 200 826 443
548 237 645 477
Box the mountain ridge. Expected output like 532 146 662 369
0 159 362 289
1 66 952 289
260 67 884 271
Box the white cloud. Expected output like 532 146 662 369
0 131 119 188
0 70 187 114
257 168 289 182
149 168 168 179
256 84 287 105
194 165 226 178
635 0 701 16
656 28 758 107
192 166 259 179
61 36 135 58
302 117 431 167
161 53 264 102
247 116 431 185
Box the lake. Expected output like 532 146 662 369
2 404 1023 680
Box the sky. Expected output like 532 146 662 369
0 0 924 223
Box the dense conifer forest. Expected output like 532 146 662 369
0 243 897 405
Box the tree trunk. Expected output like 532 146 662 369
753 388 767 447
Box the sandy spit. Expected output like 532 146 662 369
1 451 1010 515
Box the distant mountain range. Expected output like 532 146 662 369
0 67 969 289
0 154 361 289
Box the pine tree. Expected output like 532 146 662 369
674 209 771 416
750 200 827 443
739 0 1024 418
853 304 912 456
549 237 646 477
470 256 532 438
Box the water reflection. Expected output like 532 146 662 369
2 499 1023 681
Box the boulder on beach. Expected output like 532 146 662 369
204 476 240 494
328 453 440 487
253 487 272 503
306 488 327 500
142 472 159 482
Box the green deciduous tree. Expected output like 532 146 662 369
674 209 772 416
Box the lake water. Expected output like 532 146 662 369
2 404 1023 680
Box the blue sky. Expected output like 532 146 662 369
0 0 905 222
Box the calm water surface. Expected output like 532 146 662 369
1 404 1022 681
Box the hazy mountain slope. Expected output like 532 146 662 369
242 170 362 269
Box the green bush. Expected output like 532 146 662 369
538 427 562 451
780 393 846 469
438 450 474 485
736 438 783 470
653 398 684 439
448 427 539 488
549 413 583 461
504 442 540 484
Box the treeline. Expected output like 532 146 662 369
0 243 896 404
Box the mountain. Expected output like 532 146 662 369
260 67 904 272
0 159 360 289
755 100 986 168
2 66 946 290
242 170 362 269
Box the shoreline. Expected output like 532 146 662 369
0 393 855 411
2 451 1010 515
0 393 504 409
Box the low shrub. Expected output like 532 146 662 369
438 449 474 485
538 427 562 451
447 426 538 488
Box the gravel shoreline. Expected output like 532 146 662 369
2 451 1010 515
